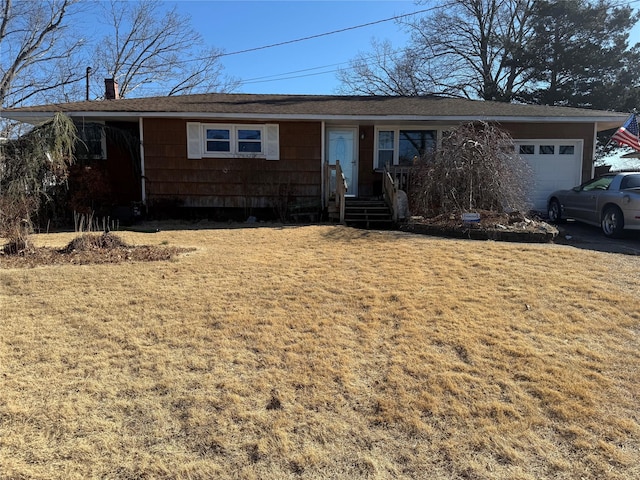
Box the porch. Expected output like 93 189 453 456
323 161 414 228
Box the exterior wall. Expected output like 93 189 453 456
70 120 140 217
501 122 595 182
355 121 596 199
141 118 596 213
143 119 322 211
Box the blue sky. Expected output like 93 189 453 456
171 0 417 94
176 0 640 169
170 0 640 95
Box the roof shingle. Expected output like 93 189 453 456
2 93 627 124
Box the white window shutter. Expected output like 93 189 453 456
265 124 280 160
186 122 202 159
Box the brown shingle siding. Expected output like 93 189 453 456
143 119 322 210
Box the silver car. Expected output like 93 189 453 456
547 172 640 238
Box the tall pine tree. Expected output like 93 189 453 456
523 0 638 108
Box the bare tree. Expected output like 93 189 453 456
340 0 638 108
0 0 86 109
1 0 236 119
407 0 538 101
93 0 237 98
337 40 429 96
339 0 537 100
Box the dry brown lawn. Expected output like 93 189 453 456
1 224 639 479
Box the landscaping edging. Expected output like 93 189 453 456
399 222 559 243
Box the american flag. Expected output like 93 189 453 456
612 113 640 151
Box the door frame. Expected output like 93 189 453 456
326 126 358 197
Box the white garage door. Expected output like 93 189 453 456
515 140 583 212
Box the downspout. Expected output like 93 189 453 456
139 117 146 204
591 122 598 179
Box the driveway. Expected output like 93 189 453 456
553 220 640 255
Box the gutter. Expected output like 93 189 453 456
1 110 628 127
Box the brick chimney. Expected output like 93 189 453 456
104 78 119 100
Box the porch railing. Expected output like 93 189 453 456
323 160 348 224
386 164 413 192
383 164 415 222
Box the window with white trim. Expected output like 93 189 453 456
204 124 264 156
205 127 231 153
375 128 436 169
186 122 280 160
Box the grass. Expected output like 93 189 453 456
1 225 639 479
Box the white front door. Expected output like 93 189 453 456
327 128 358 197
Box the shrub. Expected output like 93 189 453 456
0 195 39 253
0 113 76 252
409 122 532 217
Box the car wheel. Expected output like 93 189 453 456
601 206 624 238
548 198 563 223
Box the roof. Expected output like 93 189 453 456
1 93 628 129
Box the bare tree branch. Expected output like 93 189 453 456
339 0 537 100
94 0 235 98
0 0 85 109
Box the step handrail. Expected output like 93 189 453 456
383 163 398 222
323 160 348 224
335 160 348 224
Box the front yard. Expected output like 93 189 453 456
1 225 639 479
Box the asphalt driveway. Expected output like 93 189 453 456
553 220 640 255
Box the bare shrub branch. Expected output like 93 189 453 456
409 122 532 217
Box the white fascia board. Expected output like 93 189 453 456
2 110 626 125
0 113 56 124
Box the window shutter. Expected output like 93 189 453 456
265 124 280 160
186 122 202 159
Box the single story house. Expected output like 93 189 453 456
2 88 627 222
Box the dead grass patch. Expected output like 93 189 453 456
1 225 639 479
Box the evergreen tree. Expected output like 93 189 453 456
522 0 638 108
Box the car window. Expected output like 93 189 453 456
582 176 614 191
621 174 640 189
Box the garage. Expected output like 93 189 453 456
514 140 583 212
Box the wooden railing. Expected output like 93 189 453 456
335 160 347 224
383 163 416 222
323 160 348 224
383 164 399 222
387 164 413 192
